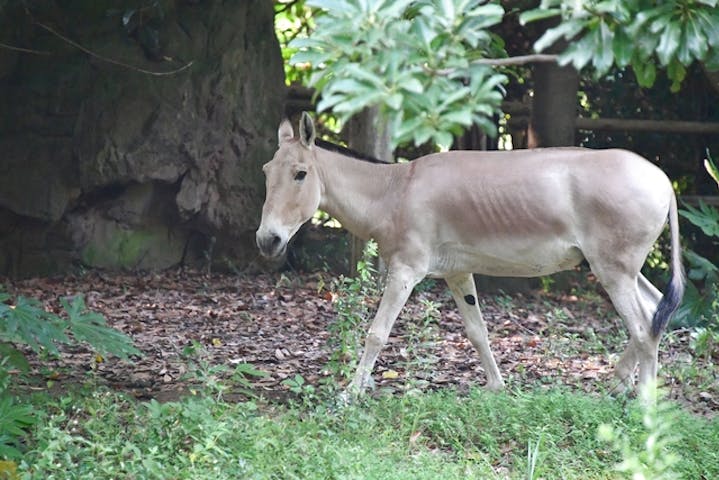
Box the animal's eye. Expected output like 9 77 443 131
294 170 307 181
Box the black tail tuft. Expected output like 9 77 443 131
651 272 685 338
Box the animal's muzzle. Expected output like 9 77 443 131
256 229 287 258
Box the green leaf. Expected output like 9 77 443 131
412 124 435 146
400 77 424 94
558 33 595 71
0 343 29 372
679 201 719 237
633 60 657 87
593 21 615 74
684 16 708 62
411 17 436 48
306 0 357 15
694 10 719 47
342 63 386 88
329 90 384 116
656 20 681 65
464 3 505 29
519 8 561 26
385 92 403 110
62 296 140 361
667 59 687 91
8 297 68 354
438 85 470 111
0 395 35 460
433 130 454 149
289 50 332 66
329 78 372 94
534 20 585 53
705 151 719 188
612 29 634 67
441 109 473 126
378 0 413 18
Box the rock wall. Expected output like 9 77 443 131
0 0 285 277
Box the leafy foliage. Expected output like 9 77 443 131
521 0 719 90
0 394 34 460
290 0 507 148
324 240 379 383
0 289 139 460
598 384 681 480
0 291 139 363
275 0 314 85
674 152 719 330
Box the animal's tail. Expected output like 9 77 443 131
651 192 685 338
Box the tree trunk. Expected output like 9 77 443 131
0 1 285 277
345 106 392 275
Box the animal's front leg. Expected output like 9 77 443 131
345 264 423 398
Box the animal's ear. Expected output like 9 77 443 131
278 118 294 145
299 111 316 149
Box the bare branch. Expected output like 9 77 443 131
0 41 51 55
431 54 560 75
34 21 194 76
472 54 560 66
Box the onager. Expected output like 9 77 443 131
256 112 684 396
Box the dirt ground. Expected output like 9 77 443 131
5 269 718 415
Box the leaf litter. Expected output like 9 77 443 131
4 269 717 415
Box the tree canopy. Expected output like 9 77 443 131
285 0 719 147
521 0 719 90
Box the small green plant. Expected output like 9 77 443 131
401 298 441 390
525 433 544 480
598 383 680 480
281 374 317 406
0 393 34 460
324 240 380 384
231 362 269 397
180 341 269 401
690 326 719 361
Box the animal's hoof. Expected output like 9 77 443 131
486 379 505 391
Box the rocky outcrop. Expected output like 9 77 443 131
0 1 285 276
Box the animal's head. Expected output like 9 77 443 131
256 112 322 258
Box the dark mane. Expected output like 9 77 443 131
315 139 390 164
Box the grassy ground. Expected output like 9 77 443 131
14 383 719 479
6 269 719 478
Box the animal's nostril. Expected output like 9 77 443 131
271 234 281 248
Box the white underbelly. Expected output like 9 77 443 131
427 238 584 278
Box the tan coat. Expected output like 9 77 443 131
257 113 684 397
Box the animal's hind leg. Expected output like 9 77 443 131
445 273 504 390
592 268 660 389
613 274 663 389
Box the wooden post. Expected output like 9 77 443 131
528 62 579 147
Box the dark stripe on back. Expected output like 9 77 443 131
315 139 390 164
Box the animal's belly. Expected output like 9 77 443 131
428 238 584 278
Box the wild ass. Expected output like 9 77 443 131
256 112 684 396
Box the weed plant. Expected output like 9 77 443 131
323 240 380 385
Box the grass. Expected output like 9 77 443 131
13 384 719 479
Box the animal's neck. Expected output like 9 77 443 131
314 148 403 241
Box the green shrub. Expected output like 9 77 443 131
0 288 140 461
675 151 719 330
